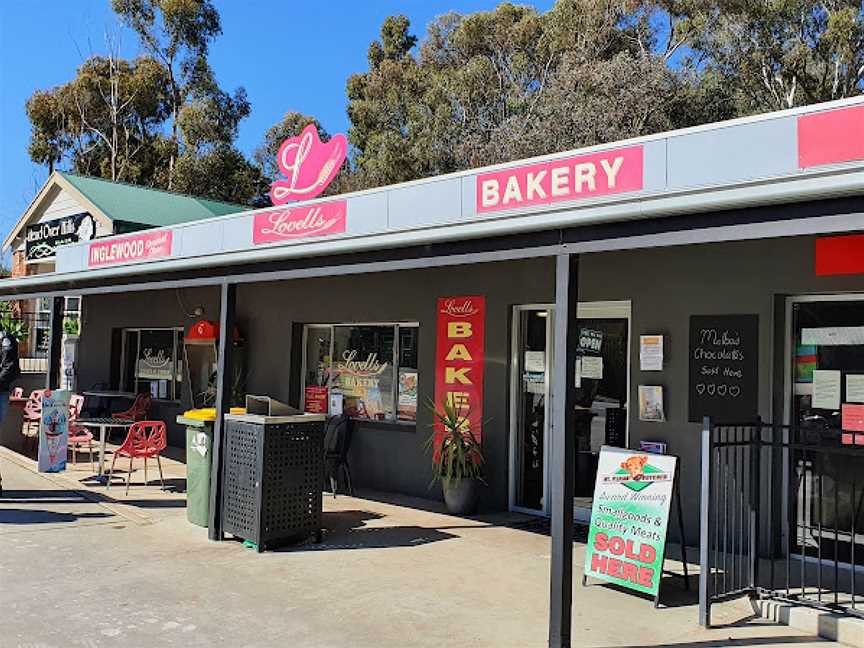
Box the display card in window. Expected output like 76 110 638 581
331 326 394 420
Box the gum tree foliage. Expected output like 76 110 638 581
112 0 252 187
26 0 864 205
26 51 171 183
26 1 259 203
343 1 863 190
671 0 864 111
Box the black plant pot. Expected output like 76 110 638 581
442 478 479 515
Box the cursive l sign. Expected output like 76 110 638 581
253 200 347 245
270 124 347 205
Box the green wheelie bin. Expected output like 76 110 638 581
178 414 214 527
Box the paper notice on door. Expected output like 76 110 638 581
846 375 864 403
575 358 582 388
812 370 841 410
841 403 864 432
524 351 545 373
639 335 663 371
581 356 604 380
802 326 864 346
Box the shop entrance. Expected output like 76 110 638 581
509 302 631 518
784 294 864 569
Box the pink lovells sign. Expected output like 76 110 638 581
253 200 347 245
88 230 173 267
270 123 347 205
476 145 644 213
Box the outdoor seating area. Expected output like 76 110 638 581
6 388 179 495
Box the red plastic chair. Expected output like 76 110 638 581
112 393 152 421
67 394 94 471
107 420 167 494
11 387 23 398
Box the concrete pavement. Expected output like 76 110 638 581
0 452 833 648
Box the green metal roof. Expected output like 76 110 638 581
59 172 245 227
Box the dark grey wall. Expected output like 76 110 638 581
78 286 221 448
236 258 555 510
73 231 864 537
579 233 864 544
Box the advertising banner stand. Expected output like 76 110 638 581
582 446 690 608
37 389 71 473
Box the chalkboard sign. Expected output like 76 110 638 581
688 315 758 423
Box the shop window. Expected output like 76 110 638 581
301 323 419 423
120 328 184 400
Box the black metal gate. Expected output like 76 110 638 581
699 417 863 626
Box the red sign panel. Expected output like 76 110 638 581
88 230 172 267
304 386 329 414
476 145 643 213
434 296 486 442
253 200 347 245
798 105 864 169
815 234 864 276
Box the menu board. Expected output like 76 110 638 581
688 315 759 423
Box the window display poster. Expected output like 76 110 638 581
812 369 841 410
434 296 486 442
638 385 665 422
584 446 677 596
304 385 329 414
397 369 418 421
332 342 392 419
38 389 71 473
846 375 864 403
795 345 817 383
639 335 664 371
328 391 343 417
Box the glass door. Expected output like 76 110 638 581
510 306 552 513
786 295 864 565
573 302 631 521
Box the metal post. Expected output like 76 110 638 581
208 283 236 541
699 416 713 627
549 253 578 648
749 420 761 590
46 296 64 390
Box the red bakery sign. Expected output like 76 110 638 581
433 296 486 442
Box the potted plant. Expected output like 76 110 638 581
426 398 484 515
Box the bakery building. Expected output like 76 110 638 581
0 98 862 625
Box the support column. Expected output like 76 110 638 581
46 296 64 390
549 253 579 648
208 283 236 541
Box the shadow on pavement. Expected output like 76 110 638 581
263 509 460 552
0 508 113 524
594 636 825 647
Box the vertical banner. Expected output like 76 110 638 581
584 446 677 597
38 389 71 473
434 296 486 441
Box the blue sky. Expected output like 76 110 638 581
0 0 554 240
